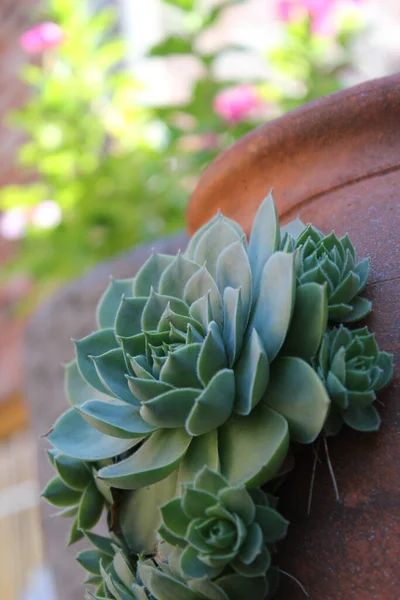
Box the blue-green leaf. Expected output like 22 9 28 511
92 348 139 405
77 400 157 438
216 239 252 319
98 428 192 489
47 409 137 460
185 369 235 436
140 389 200 428
194 215 241 280
78 480 104 530
75 329 119 394
115 296 147 338
96 278 134 329
64 360 111 407
160 344 202 388
248 191 280 294
222 287 245 367
142 289 189 331
184 265 223 328
234 328 269 416
134 252 174 296
219 403 289 486
159 251 200 298
248 251 295 362
197 321 227 386
265 357 330 443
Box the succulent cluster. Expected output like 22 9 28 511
43 191 393 599
316 325 393 435
281 224 371 323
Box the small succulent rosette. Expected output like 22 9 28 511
315 325 393 435
281 224 371 323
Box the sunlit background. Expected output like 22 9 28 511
0 0 399 598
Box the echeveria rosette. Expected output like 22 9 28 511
158 467 288 584
316 325 394 435
281 224 371 323
42 449 113 546
82 543 148 600
46 191 330 552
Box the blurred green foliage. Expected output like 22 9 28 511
1 0 364 292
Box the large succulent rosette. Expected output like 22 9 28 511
46 193 330 552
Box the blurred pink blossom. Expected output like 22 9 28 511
19 22 64 54
0 208 28 240
213 85 259 124
277 0 362 35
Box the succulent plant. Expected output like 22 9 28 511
138 556 277 600
46 192 330 553
315 325 394 435
157 466 288 581
281 224 371 323
82 543 148 600
42 450 112 545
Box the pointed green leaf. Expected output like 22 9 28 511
281 217 306 240
188 578 229 600
197 321 227 386
160 497 190 538
178 431 220 485
115 296 147 338
265 357 330 443
78 480 104 530
120 471 178 553
218 487 255 524
64 360 112 407
140 388 199 428
160 344 202 388
281 282 328 360
189 291 213 332
234 328 269 416
215 574 267 600
84 531 114 557
249 252 295 361
216 239 252 319
255 505 289 542
248 191 280 294
68 516 85 545
127 376 173 402
339 296 372 323
355 257 370 292
184 265 223 327
42 476 81 508
232 545 270 577
142 289 189 331
194 215 241 280
139 564 203 600
98 428 192 489
54 454 91 491
77 400 157 439
91 348 139 405
238 523 263 564
96 278 134 329
222 287 245 367
159 251 200 298
48 409 138 460
186 369 235 436
75 329 119 395
341 404 381 431
375 352 394 390
194 466 227 495
219 403 289 486
76 549 108 576
134 252 174 296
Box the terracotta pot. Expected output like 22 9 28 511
187 74 400 599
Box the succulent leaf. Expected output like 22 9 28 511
248 191 280 294
97 278 135 329
265 357 331 443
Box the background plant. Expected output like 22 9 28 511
0 0 367 294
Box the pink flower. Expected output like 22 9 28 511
0 208 28 240
276 0 362 35
19 22 64 54
213 85 259 124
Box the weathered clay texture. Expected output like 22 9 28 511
188 74 400 599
